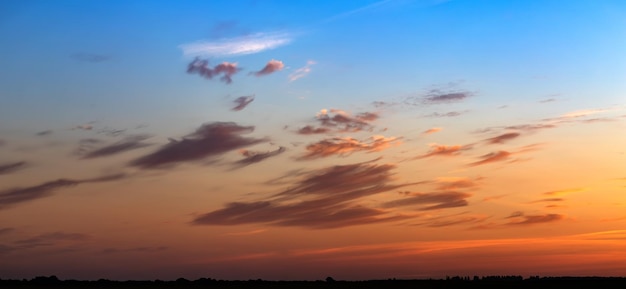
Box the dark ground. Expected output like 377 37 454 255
2 276 626 289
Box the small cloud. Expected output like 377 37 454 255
36 130 52 136
289 60 316 81
0 161 27 175
80 135 152 159
71 53 111 63
505 213 564 225
485 132 521 144
468 150 511 166
529 198 564 203
296 125 331 135
232 95 255 111
382 191 471 210
0 227 14 235
298 136 401 160
434 177 480 191
305 109 379 133
415 143 470 159
543 188 585 196
179 31 292 57
539 98 556 103
233 146 286 168
130 122 265 169
424 111 468 118
423 92 470 104
187 58 241 84
422 127 442 135
73 124 93 131
251 59 284 77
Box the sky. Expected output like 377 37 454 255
1 0 626 281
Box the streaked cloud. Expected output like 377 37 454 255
0 161 27 175
299 109 380 134
484 132 520 144
382 191 471 210
179 32 292 57
296 125 331 135
468 150 511 166
298 135 401 160
0 173 125 209
130 122 265 169
232 95 255 111
434 177 480 191
424 111 468 118
233 146 286 168
80 135 151 159
422 127 442 135
543 188 585 196
251 59 284 77
187 58 241 84
289 60 316 81
505 212 564 225
415 143 470 159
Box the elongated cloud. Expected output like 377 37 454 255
0 173 125 209
80 135 151 159
289 60 316 81
296 125 331 135
415 143 470 159
469 150 511 166
435 177 480 190
421 89 471 104
485 132 521 144
0 161 27 175
382 191 471 210
234 146 286 168
298 136 400 160
505 213 564 225
187 58 241 84
193 161 422 229
179 32 292 57
232 95 255 111
251 59 284 76
130 122 265 169
422 127 442 135
301 109 380 134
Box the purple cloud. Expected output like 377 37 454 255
187 58 241 84
232 95 255 111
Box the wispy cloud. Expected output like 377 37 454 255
414 143 471 159
251 59 284 77
298 135 401 160
179 32 292 57
505 212 564 226
424 110 468 118
382 191 471 210
543 188 585 196
484 132 520 144
468 150 511 166
79 135 151 159
0 161 27 175
422 127 442 135
187 58 241 84
289 60 316 81
130 122 265 169
232 95 255 111
233 146 286 168
0 173 125 209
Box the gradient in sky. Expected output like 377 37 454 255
1 0 626 281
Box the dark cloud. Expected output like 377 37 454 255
233 146 286 168
422 90 470 104
505 213 564 225
0 173 125 209
232 95 255 111
71 53 111 63
130 122 265 169
0 161 27 175
469 150 511 166
530 198 564 203
36 130 52 136
435 177 480 191
382 191 470 210
485 132 521 144
187 57 241 84
251 59 284 76
96 127 127 137
193 160 423 229
80 135 151 159
414 144 470 159
0 227 14 235
298 136 400 160
301 109 380 134
102 246 168 254
296 125 331 135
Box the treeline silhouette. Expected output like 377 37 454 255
2 275 626 289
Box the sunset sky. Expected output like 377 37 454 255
1 0 626 281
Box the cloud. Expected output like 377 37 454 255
251 59 284 76
434 177 480 191
36 130 52 136
298 135 401 160
530 198 564 203
16 231 90 247
485 132 521 144
468 150 511 166
193 160 422 229
70 53 111 63
539 98 556 103
102 246 168 254
130 122 265 169
0 227 14 235
289 60 316 81
232 95 255 111
415 143 470 159
187 58 241 84
0 161 27 175
179 32 292 57
296 125 331 135
80 135 151 159
303 109 380 134
543 188 585 196
422 127 442 135
73 124 93 131
233 146 286 168
0 173 125 209
423 91 471 104
505 213 564 225
383 191 471 210
0 139 4 146
424 111 467 118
